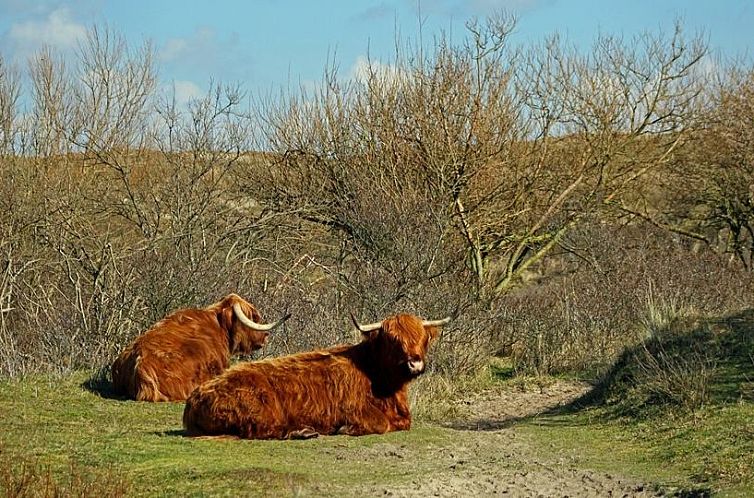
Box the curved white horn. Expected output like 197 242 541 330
350 313 382 333
422 317 451 327
233 303 290 331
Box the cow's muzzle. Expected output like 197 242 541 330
407 358 425 375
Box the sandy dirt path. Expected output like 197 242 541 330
358 380 665 497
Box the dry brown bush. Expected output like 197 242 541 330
0 19 752 382
498 221 753 376
247 17 720 376
0 28 292 376
675 67 754 268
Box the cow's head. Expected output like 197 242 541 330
352 313 449 379
216 294 290 354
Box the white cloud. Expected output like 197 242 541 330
159 27 234 64
160 38 188 63
469 0 546 12
7 7 86 52
158 27 216 63
354 3 394 22
171 80 204 106
349 55 404 84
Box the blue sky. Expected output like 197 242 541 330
1 1 752 104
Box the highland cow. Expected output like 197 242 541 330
183 313 449 439
111 293 289 402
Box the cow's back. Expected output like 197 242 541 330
183 366 283 438
112 312 230 401
183 347 376 438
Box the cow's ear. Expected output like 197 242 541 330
425 325 439 341
219 302 235 331
253 331 270 349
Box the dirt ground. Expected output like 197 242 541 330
360 380 666 498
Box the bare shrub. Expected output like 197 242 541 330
0 28 289 376
256 14 521 311
631 64 754 269
499 221 753 376
0 17 750 383
247 17 713 377
633 326 718 414
250 274 348 357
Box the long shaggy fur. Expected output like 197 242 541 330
183 313 441 439
111 294 270 402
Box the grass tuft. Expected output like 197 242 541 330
0 451 131 498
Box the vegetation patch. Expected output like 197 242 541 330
583 309 754 418
1 342 753 497
0 453 130 498
521 311 754 496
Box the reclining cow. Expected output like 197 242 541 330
111 293 289 402
182 312 449 439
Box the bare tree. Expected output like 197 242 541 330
72 25 157 154
658 65 754 268
0 17 745 380
28 48 72 157
257 17 708 308
496 21 706 293
256 15 522 312
0 56 21 155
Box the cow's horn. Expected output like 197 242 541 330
350 313 382 333
233 303 290 331
422 317 451 327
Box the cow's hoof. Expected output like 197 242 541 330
336 425 355 435
288 427 319 439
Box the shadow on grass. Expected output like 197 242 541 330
447 308 754 432
444 401 582 432
575 308 754 420
80 365 128 400
154 429 188 437
155 429 251 441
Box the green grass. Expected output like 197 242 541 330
1 311 752 497
522 401 754 497
0 372 480 496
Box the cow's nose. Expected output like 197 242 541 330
407 359 424 374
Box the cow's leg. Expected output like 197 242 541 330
337 422 387 436
336 412 392 436
390 414 411 431
337 400 413 435
287 426 320 439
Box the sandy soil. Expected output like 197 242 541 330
359 380 668 498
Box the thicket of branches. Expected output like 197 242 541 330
0 18 752 378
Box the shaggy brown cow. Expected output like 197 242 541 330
182 313 449 439
111 294 289 402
